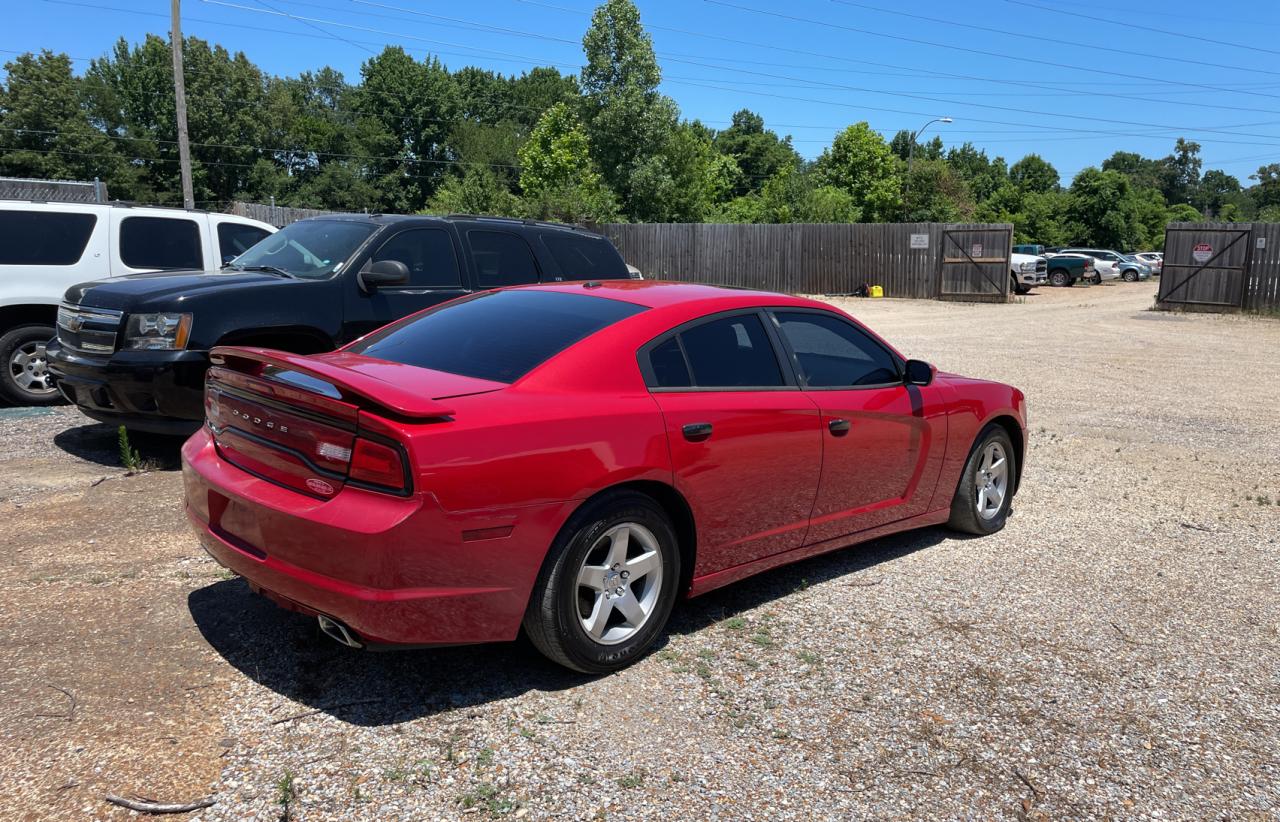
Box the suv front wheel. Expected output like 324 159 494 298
0 324 62 406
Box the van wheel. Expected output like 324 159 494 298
0 325 62 406
523 491 681 674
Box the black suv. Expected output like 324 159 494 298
46 214 633 433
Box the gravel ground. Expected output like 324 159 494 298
1 280 1278 821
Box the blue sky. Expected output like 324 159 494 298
5 0 1280 185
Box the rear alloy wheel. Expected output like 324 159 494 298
1123 270 1139 282
1092 273 1103 285
524 491 680 673
0 325 62 406
1048 269 1069 287
947 424 1016 536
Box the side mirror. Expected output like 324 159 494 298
904 359 935 386
358 259 410 293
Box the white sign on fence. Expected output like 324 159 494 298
910 233 929 249
1258 236 1267 249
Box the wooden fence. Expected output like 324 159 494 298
599 222 1013 302
228 201 338 227
1157 222 1280 312
1 176 107 203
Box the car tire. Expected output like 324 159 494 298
1048 269 1069 287
947 424 1016 536
0 324 62 406
1091 273 1103 285
523 490 681 674
1123 270 1138 282
1010 274 1030 295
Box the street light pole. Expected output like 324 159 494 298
904 116 953 214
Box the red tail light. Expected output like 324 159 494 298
348 437 409 493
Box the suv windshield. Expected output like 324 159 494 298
230 219 377 280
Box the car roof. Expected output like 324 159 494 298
518 279 825 310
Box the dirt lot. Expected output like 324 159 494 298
1 281 1277 821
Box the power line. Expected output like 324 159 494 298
831 0 1280 68
1003 0 1280 57
703 0 1280 99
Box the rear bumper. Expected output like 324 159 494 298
46 341 208 433
182 429 572 647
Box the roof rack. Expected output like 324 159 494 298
444 214 598 235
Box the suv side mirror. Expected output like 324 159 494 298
358 259 410 293
905 359 935 386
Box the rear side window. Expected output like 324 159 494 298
373 228 463 288
0 210 97 265
650 313 784 389
217 222 270 262
774 311 900 387
468 231 540 288
120 216 202 269
540 232 627 280
349 289 645 383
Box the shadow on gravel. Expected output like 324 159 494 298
53 423 185 470
189 525 947 726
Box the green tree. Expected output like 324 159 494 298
517 102 617 222
1159 137 1202 205
902 158 974 222
0 50 122 184
1066 167 1143 248
1196 169 1240 217
814 122 901 221
425 165 520 216
713 109 801 197
579 0 679 217
1250 163 1280 211
888 130 942 163
945 143 1008 203
1009 154 1059 194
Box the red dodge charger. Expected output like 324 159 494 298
183 281 1026 672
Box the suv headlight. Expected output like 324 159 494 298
124 313 193 350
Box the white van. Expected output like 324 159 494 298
0 201 275 405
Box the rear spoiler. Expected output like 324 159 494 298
209 346 455 420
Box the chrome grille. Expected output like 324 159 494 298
57 302 122 354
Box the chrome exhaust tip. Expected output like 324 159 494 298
317 614 363 649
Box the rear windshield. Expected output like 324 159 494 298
349 289 646 383
540 232 628 280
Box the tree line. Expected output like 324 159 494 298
2 0 1278 250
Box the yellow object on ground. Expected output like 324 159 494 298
870 285 884 297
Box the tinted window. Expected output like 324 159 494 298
0 210 97 265
231 219 377 279
679 314 783 388
540 232 627 280
469 231 539 288
217 222 270 262
373 228 462 288
775 311 900 387
648 336 692 388
350 290 645 383
120 216 202 269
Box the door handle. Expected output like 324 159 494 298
828 418 851 436
682 422 713 442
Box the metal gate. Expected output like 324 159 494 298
1157 224 1252 311
937 225 1012 302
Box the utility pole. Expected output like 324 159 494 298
171 0 195 209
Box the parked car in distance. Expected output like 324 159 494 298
1133 252 1163 275
48 214 631 434
184 281 1027 673
1043 253 1095 287
1012 244 1048 256
1059 248 1151 282
1054 252 1122 284
1009 252 1048 294
0 200 274 406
